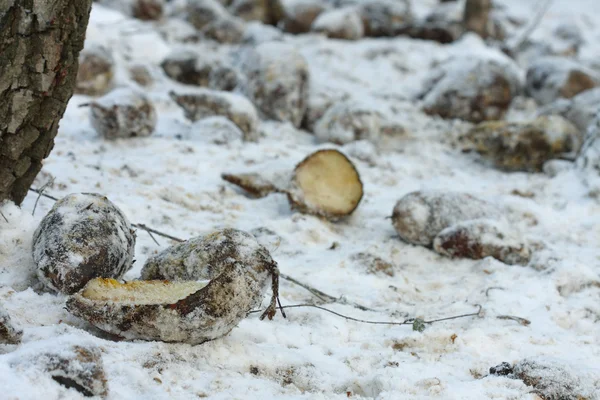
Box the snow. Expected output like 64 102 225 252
187 116 245 144
2 0 600 398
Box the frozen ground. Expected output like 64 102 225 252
1 0 600 399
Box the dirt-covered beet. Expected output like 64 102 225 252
358 0 413 37
161 51 216 87
277 0 326 34
419 54 523 123
462 115 582 172
311 8 365 40
538 87 600 132
32 193 136 295
131 0 163 21
67 229 282 344
75 44 114 97
89 88 157 139
391 191 503 247
129 64 154 87
0 303 22 345
201 16 246 44
229 0 271 23
238 42 309 128
314 101 382 145
185 0 230 31
141 228 274 282
577 113 600 183
18 345 108 397
525 57 599 105
512 357 599 400
433 219 530 265
170 89 259 141
161 51 240 91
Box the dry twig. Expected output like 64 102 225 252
249 304 483 327
32 177 55 216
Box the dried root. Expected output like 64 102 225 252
462 116 582 172
221 173 280 198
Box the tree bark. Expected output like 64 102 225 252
463 0 491 38
0 0 93 205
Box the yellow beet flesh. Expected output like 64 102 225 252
81 278 208 305
294 149 363 217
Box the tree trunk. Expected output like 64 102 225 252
463 0 491 38
0 0 93 205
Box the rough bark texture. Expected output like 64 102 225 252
463 0 491 38
0 0 93 204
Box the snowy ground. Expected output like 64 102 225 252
2 0 600 399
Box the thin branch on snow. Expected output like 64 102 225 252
28 187 59 201
0 210 8 223
32 177 55 216
131 223 180 245
249 304 483 327
279 273 374 311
